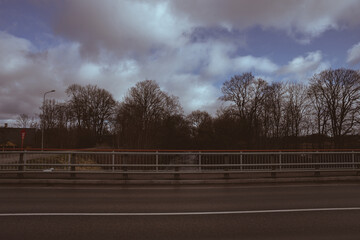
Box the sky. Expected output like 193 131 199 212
1 0 360 124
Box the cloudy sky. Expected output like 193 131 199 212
1 0 360 124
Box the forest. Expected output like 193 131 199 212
14 68 360 150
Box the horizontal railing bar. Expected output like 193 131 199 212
1 151 359 155
1 169 357 174
1 162 360 167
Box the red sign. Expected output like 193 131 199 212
20 129 26 149
21 129 26 140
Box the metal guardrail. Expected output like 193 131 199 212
1 151 360 178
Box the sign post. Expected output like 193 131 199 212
20 129 26 150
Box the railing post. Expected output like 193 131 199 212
356 152 360 176
198 152 202 172
314 164 320 176
314 152 320 177
156 151 159 172
123 154 128 180
70 153 76 178
18 152 24 178
352 151 355 170
240 152 243 171
23 150 26 172
224 154 229 179
279 152 282 171
68 154 71 171
271 154 276 178
112 151 115 172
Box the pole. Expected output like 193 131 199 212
41 90 55 151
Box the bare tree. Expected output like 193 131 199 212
307 83 329 136
213 107 247 149
187 110 212 129
248 78 268 141
40 99 58 130
283 83 309 137
262 82 285 139
220 73 268 144
15 114 30 128
124 80 182 121
187 110 213 148
309 69 360 140
66 84 116 143
116 80 183 148
220 73 254 119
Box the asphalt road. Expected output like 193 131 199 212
0 183 360 239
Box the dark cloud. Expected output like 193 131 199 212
169 0 360 41
49 0 360 60
187 27 246 46
51 0 191 61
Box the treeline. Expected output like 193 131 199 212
19 68 360 149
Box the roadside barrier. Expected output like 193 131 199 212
1 150 359 179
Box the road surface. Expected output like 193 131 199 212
0 183 359 239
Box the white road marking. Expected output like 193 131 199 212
1 207 360 216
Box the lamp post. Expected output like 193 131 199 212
41 90 55 151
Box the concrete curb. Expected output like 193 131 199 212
0 176 360 185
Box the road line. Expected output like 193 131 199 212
1 207 360 216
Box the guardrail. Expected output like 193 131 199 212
1 151 360 179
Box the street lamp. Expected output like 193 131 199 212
41 90 55 151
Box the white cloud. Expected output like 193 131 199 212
204 41 278 76
0 32 137 121
347 42 360 65
233 56 279 73
0 32 32 74
0 32 225 121
205 43 235 76
0 32 69 120
162 74 221 114
278 51 330 80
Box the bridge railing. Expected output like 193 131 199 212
1 151 360 177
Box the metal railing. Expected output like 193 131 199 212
1 151 360 178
